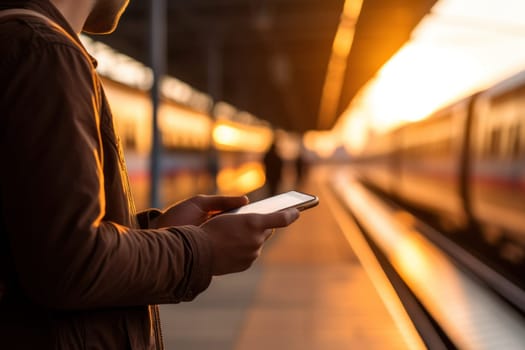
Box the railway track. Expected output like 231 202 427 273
323 170 525 349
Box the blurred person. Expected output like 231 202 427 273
294 152 307 188
263 140 284 196
293 141 309 188
206 145 220 194
0 0 300 349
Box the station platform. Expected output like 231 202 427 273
158 165 420 350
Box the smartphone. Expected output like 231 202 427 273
228 190 319 214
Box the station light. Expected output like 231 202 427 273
213 101 238 120
80 35 153 91
212 120 273 153
216 162 266 195
161 76 213 114
303 130 339 159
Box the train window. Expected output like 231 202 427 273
489 127 502 157
510 124 521 159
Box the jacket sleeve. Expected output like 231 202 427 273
0 33 212 309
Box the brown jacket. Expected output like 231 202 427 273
0 0 213 348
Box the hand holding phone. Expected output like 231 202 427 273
228 190 319 215
200 191 316 275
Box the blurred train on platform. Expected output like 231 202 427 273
80 36 275 210
355 69 525 279
103 75 274 209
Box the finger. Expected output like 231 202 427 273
194 195 249 212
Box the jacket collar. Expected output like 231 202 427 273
0 0 98 68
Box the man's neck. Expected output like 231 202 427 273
49 0 92 33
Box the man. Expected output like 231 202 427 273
0 0 300 348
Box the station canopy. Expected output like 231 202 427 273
91 0 436 133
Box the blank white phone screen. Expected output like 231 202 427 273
231 191 315 214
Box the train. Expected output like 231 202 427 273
104 76 276 209
355 68 525 277
80 35 275 210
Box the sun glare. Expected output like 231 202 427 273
338 0 525 142
364 42 481 133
